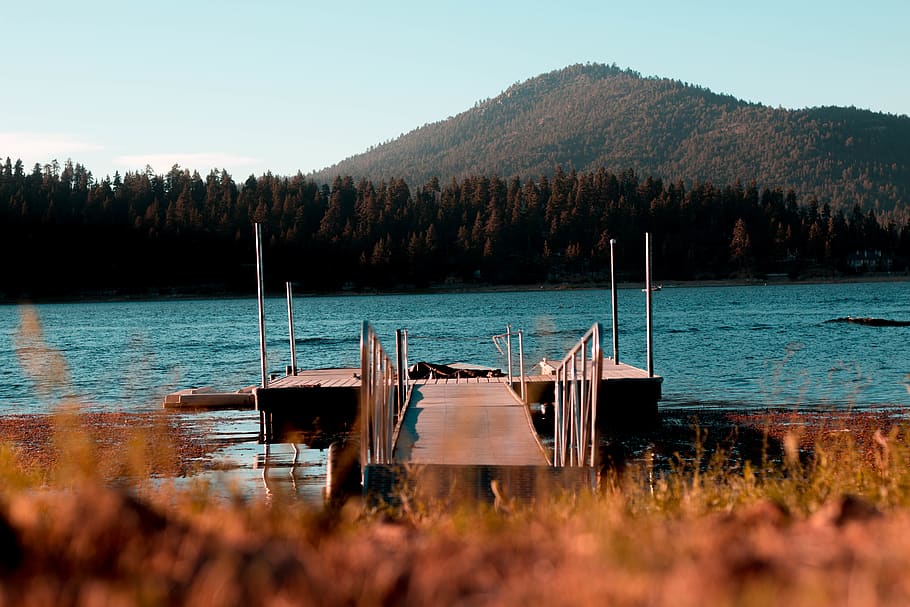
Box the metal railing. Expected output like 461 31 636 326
359 321 403 466
553 323 603 467
492 324 526 403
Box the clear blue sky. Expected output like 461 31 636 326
2 0 907 181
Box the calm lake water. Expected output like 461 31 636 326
2 281 908 412
1 281 908 501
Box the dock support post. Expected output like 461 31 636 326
324 440 361 506
610 238 619 364
286 281 297 375
255 222 268 388
645 232 654 378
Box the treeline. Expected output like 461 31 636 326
1 158 909 299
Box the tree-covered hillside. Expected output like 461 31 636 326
312 63 910 212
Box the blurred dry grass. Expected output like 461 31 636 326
3 304 910 605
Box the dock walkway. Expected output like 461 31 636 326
364 375 590 505
394 379 548 466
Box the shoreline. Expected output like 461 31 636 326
3 272 909 305
3 404 907 490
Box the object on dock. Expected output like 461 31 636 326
538 357 557 375
162 386 255 410
408 361 504 380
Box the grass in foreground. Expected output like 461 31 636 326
1 406 910 606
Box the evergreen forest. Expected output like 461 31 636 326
2 159 908 300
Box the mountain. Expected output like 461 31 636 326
311 63 910 211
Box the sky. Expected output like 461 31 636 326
2 0 908 182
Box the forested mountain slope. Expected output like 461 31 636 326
312 63 910 211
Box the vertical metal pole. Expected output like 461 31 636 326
518 329 526 404
359 321 368 468
396 329 405 414
554 368 563 466
591 324 601 468
286 281 297 375
645 232 654 378
610 238 619 364
506 324 513 386
255 222 268 388
403 329 409 394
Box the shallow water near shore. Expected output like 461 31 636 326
2 280 908 502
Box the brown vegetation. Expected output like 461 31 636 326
1 406 910 605
0 411 217 481
2 480 909 607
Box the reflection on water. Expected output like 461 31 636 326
256 443 329 505
174 409 331 506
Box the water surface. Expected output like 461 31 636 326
3 281 907 412
2 281 908 502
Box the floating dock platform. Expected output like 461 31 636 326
162 386 255 410
253 358 661 445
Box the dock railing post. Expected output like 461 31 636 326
610 238 619 364
286 281 297 375
518 329 526 404
359 321 368 468
396 329 405 414
403 329 409 395
506 324 513 387
255 222 268 388
645 232 654 378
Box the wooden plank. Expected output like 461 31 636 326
394 381 548 466
268 368 362 389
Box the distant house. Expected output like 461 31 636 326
847 250 892 271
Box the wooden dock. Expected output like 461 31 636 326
251 359 662 445
163 321 663 505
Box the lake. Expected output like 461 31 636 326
2 281 908 502
3 281 908 412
